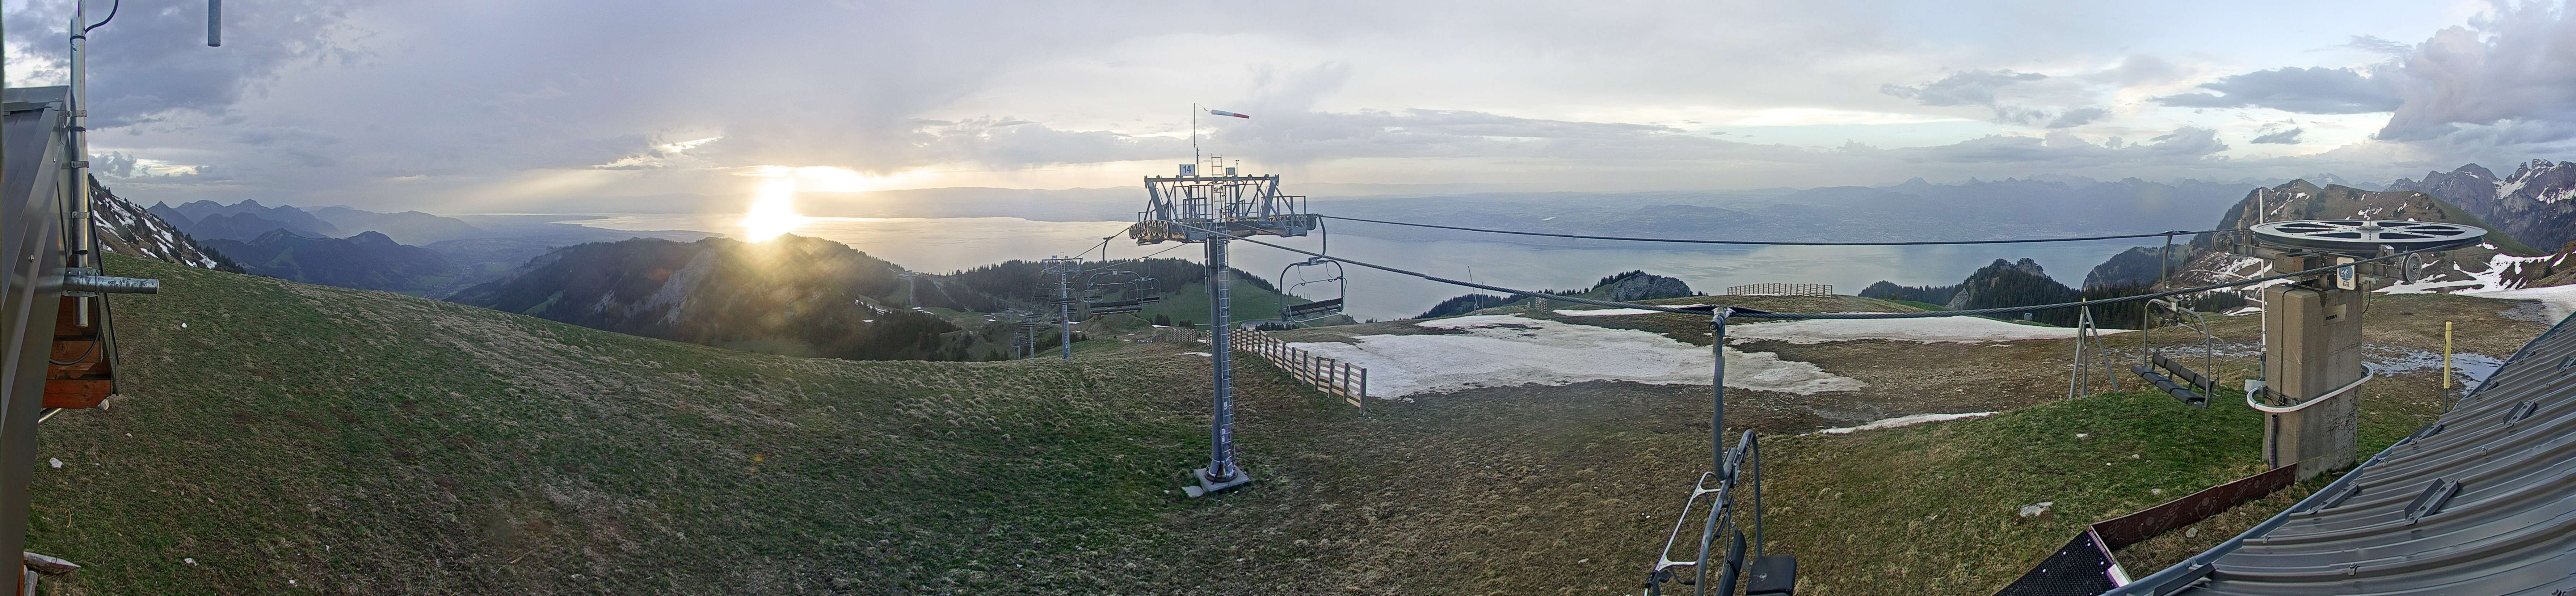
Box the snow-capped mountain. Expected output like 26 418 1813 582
89 178 238 272
2388 160 2576 251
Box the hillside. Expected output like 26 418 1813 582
202 230 467 295
447 235 971 360
30 255 2546 594
89 179 237 272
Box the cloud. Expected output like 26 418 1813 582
1883 69 2114 128
1883 127 2227 167
5 0 367 127
1880 69 2048 107
2373 2 2576 144
2047 107 2108 128
2151 66 2399 114
2250 127 2304 144
93 151 137 177
2341 35 2413 55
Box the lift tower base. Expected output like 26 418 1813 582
2242 220 2485 481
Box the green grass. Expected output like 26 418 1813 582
31 256 2484 595
35 256 1237 594
1135 281 1304 325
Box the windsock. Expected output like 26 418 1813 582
1205 109 1251 119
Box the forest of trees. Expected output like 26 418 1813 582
932 257 1280 313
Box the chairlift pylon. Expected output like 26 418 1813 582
1276 257 1346 325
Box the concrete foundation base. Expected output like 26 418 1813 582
1182 467 1251 498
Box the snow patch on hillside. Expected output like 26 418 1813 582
2462 284 2576 323
1288 314 1864 398
2379 252 2560 295
1553 306 1703 317
1805 411 1997 435
1726 317 2129 345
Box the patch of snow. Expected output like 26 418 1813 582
1805 411 1996 435
2461 283 2576 322
1289 314 1864 397
1726 317 2129 345
2018 502 2053 518
2380 251 2559 295
2365 346 2506 391
2497 174 2529 198
1178 351 1212 357
1553 307 1701 317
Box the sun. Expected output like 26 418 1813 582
739 177 808 242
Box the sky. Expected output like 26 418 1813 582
5 0 2572 214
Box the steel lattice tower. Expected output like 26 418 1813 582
1128 162 1319 497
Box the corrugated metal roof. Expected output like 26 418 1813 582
2169 313 2576 595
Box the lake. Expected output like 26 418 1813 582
569 214 2150 322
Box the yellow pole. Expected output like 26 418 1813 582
2443 321 2454 390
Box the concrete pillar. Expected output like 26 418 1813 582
2260 271 2366 480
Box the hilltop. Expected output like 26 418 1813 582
33 255 2552 594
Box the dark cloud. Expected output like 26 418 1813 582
6 0 366 127
2341 35 2412 55
2046 107 2107 128
1880 69 2048 107
93 151 136 177
2250 127 2304 144
2151 66 2399 114
1883 69 2101 127
2374 3 2576 143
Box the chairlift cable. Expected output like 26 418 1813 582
1319 214 2233 246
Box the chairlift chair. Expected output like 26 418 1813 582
1276 257 1347 325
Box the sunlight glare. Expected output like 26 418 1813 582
739 177 808 242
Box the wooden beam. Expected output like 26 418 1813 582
40 380 109 409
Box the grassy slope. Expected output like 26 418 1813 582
36 255 1313 594
33 257 2520 594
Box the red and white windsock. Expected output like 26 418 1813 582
1205 109 1251 119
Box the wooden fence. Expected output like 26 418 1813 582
1230 328 1369 410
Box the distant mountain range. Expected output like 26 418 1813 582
138 200 714 297
2388 160 2576 252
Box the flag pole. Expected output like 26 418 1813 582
1192 103 1200 170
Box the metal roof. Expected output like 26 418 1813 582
2156 312 2576 595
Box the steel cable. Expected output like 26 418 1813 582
1170 220 2438 321
1321 214 2231 246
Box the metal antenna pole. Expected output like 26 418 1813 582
1204 236 1238 483
1711 309 1729 474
